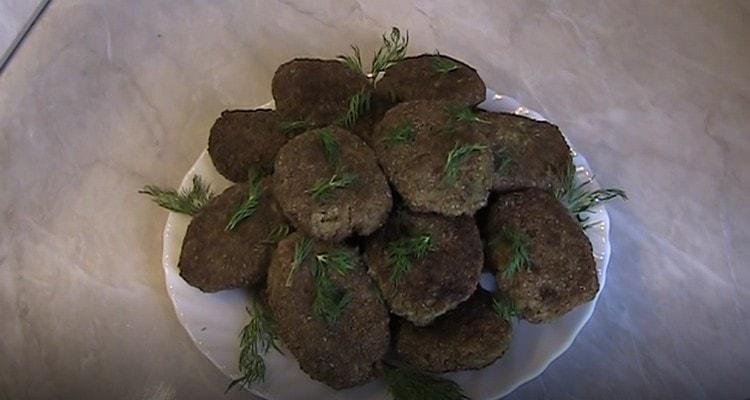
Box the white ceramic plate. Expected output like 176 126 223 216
162 90 611 400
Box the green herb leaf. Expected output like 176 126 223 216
139 175 214 216
382 119 415 145
225 299 281 393
319 129 340 167
443 142 488 184
311 251 355 326
431 55 459 73
339 88 371 128
556 161 627 227
337 45 364 74
279 119 314 134
491 292 517 322
308 171 358 202
285 236 313 287
387 233 433 284
370 27 409 77
226 171 264 231
445 104 489 124
262 224 291 245
494 148 512 176
383 360 470 400
496 225 531 280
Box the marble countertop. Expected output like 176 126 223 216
1 1 748 399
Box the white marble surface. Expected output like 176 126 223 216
0 0 45 64
0 1 748 399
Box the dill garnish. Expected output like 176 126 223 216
432 55 459 73
261 224 291 245
339 88 371 128
311 249 358 325
337 27 409 79
383 360 470 400
285 236 312 287
381 119 415 145
318 129 341 166
308 171 358 202
225 299 281 392
139 175 214 216
556 161 627 228
225 171 263 231
445 104 489 124
495 225 531 280
279 119 314 134
386 233 432 284
443 142 488 184
491 292 518 322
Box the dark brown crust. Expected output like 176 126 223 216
376 54 486 106
271 58 370 127
178 179 288 292
364 209 483 326
484 189 598 323
371 100 492 216
266 233 390 389
474 112 571 194
395 289 512 372
273 126 392 241
208 109 289 183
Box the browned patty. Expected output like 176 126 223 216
266 233 390 389
364 209 483 326
271 58 370 127
395 289 512 372
376 54 485 106
474 112 571 194
273 126 392 241
371 100 492 216
178 179 288 292
208 109 290 183
484 189 598 323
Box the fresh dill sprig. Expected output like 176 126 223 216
279 119 314 134
315 249 358 275
337 45 364 74
381 119 415 145
139 175 214 216
383 360 469 400
318 129 340 166
556 161 627 227
431 54 459 73
226 171 264 231
371 27 410 77
285 236 313 287
311 251 356 326
262 224 291 245
445 104 489 124
492 292 518 322
494 148 512 176
339 88 371 128
225 300 281 392
308 171 358 202
443 142 488 184
387 233 432 284
497 225 531 280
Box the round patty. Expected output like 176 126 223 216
271 58 370 127
364 209 483 326
273 126 392 241
474 112 571 194
178 179 288 292
484 189 598 323
208 109 289 183
395 289 512 372
371 100 492 216
266 233 390 389
376 54 485 106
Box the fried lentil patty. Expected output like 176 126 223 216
376 54 486 106
273 126 392 241
266 233 390 389
371 100 492 216
395 289 512 372
271 58 369 127
208 109 289 183
364 209 483 326
484 189 598 323
178 179 288 292
474 111 571 194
